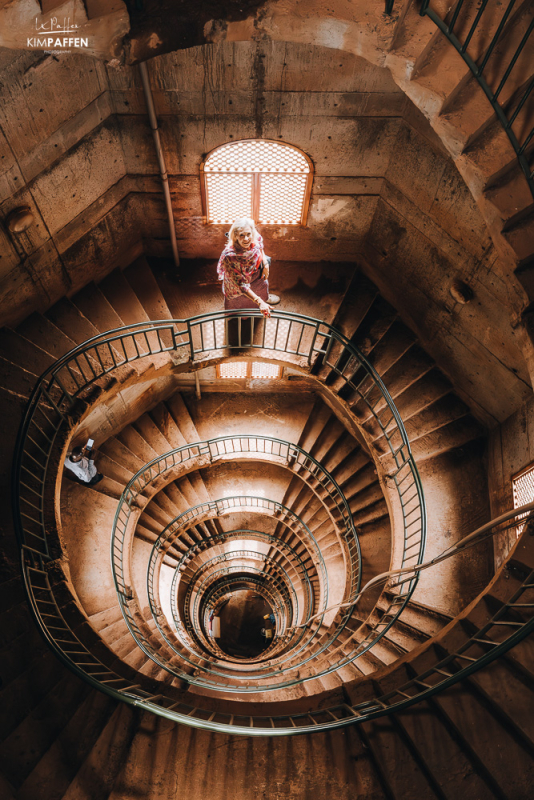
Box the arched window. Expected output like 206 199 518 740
200 139 313 226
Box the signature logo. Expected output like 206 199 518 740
27 16 89 49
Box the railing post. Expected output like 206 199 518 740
187 320 195 361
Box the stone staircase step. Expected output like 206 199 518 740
97 451 135 487
485 160 534 228
330 269 380 340
0 670 90 790
116 425 159 465
431 682 534 791
59 703 137 800
502 208 534 265
123 257 173 322
408 416 485 462
387 0 440 64
0 356 39 399
71 282 126 336
353 344 435 420
16 312 77 361
341 462 378 500
307 417 347 464
384 367 453 424
98 267 151 326
69 283 149 376
134 412 175 455
164 481 197 514
15 689 118 800
439 4 534 150
359 713 450 799
166 393 203 444
383 594 453 638
88 605 124 633
0 619 52 695
99 436 146 474
150 403 188 449
0 328 56 378
388 703 497 800
45 296 100 345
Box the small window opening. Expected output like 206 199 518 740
217 362 283 380
512 463 534 536
201 139 313 225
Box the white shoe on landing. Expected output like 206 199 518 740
268 294 280 305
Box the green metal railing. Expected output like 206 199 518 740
12 309 428 731
118 493 330 691
194 563 291 640
386 1 534 201
189 549 293 622
131 434 361 675
18 505 534 735
200 573 286 662
169 528 315 665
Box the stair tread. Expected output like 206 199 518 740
16 690 117 800
69 284 121 336
45 296 100 344
0 328 56 377
123 257 173 321
16 313 77 360
98 268 151 326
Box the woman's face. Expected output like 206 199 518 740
235 225 253 249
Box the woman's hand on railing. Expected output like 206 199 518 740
258 300 272 318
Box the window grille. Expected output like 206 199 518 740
201 139 313 225
512 463 534 536
217 362 283 380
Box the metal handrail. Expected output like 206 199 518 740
135 433 359 600
193 562 293 641
170 528 315 665
118 495 329 691
201 574 287 661
17 505 534 735
416 0 534 201
131 435 360 678
165 501 324 671
12 309 427 729
185 551 297 639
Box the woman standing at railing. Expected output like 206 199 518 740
217 218 279 318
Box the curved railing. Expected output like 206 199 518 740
138 433 360 605
170 528 314 664
16 503 534 735
117 494 330 690
12 309 428 730
185 551 297 636
194 563 293 641
201 573 287 662
385 1 534 202
126 434 364 684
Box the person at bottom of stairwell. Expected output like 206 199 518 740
64 442 103 486
217 218 280 318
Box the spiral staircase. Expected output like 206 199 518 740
0 253 531 799
1 0 534 797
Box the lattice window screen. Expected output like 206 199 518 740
218 362 248 379
250 362 282 379
513 464 534 536
217 362 282 380
202 139 312 225
205 173 253 224
258 173 308 224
